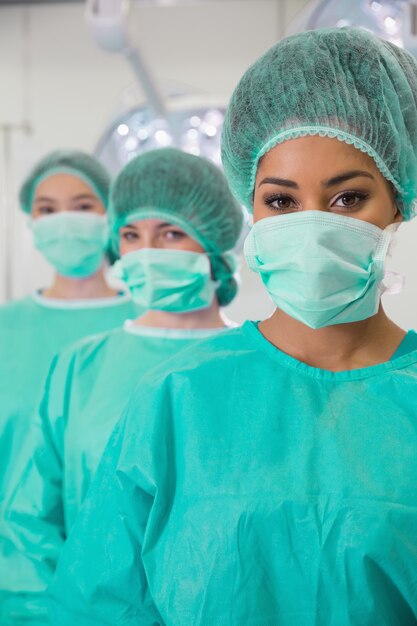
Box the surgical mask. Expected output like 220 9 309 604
30 212 109 278
112 248 218 313
244 211 401 329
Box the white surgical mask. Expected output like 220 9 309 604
112 248 218 312
244 211 401 329
29 212 109 278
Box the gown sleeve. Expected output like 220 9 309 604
47 371 173 626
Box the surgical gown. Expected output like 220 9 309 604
0 291 137 622
49 321 417 626
0 291 137 496
1 322 227 625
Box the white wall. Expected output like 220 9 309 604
2 0 416 329
1 0 313 323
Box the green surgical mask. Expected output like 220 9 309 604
30 212 109 278
112 248 218 313
244 211 401 329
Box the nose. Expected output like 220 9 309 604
300 205 329 213
138 232 162 250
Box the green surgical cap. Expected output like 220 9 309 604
110 147 243 306
221 27 417 219
19 150 111 214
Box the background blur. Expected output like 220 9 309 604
1 0 417 327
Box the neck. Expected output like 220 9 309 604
259 307 405 371
42 267 118 301
134 298 226 330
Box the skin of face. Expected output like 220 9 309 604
119 218 205 255
253 135 402 229
252 135 407 371
31 173 106 218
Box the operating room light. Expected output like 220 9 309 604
117 123 129 136
371 1 383 11
87 0 227 173
96 103 226 174
301 0 414 48
133 0 242 3
384 15 398 32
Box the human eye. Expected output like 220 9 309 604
74 203 95 212
163 228 186 241
38 206 56 215
263 193 298 212
120 229 139 242
332 191 369 211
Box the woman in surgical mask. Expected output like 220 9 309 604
0 147 243 625
28 154 114 294
47 29 417 625
0 150 137 600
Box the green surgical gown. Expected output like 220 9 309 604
48 321 417 626
1 322 227 625
0 291 137 623
0 291 137 498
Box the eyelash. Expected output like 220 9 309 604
164 229 185 239
264 194 297 211
121 231 138 241
264 191 369 212
120 230 186 241
334 191 369 209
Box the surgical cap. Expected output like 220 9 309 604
19 150 111 214
110 147 243 306
221 27 417 219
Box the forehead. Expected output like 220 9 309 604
256 135 380 181
34 173 96 199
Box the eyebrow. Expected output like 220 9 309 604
258 170 375 190
71 194 97 201
258 177 299 189
34 196 57 203
121 222 175 230
323 170 375 187
121 223 138 230
34 193 97 203
157 222 179 229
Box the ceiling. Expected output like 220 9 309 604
0 0 246 4
0 0 82 4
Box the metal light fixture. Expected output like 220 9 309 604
287 0 417 54
86 0 228 171
132 0 242 4
96 97 225 174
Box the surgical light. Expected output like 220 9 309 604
287 0 417 53
95 101 226 174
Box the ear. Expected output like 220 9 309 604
389 184 403 224
392 206 403 224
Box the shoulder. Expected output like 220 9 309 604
139 323 257 388
113 324 259 471
54 326 125 368
45 327 126 390
0 296 35 321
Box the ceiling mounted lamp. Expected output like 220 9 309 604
86 0 227 172
287 0 417 54
131 0 241 3
95 96 226 174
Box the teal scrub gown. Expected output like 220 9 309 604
1 321 229 625
0 291 137 501
0 291 137 622
48 321 417 626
